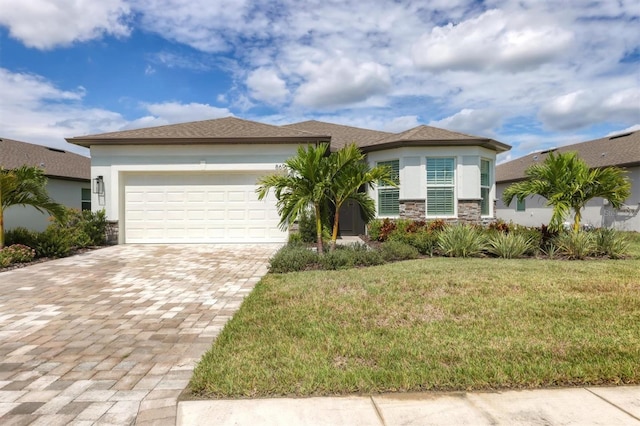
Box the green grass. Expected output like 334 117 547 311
189 234 640 398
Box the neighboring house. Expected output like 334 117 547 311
496 131 640 231
67 117 510 244
1 137 91 232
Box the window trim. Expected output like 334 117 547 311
81 187 91 211
376 159 400 217
426 157 456 218
480 158 491 217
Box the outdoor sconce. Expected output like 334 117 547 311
93 175 105 195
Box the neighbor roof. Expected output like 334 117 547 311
283 120 393 150
68 117 330 147
0 137 90 181
497 131 640 183
361 125 511 153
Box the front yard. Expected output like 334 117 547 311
188 234 640 398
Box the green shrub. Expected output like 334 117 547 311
510 226 543 255
269 245 319 273
337 243 385 267
35 225 74 258
487 232 534 259
379 240 419 261
288 232 303 245
390 229 438 256
437 224 486 258
320 250 355 270
593 228 629 259
554 231 596 260
297 208 318 243
4 227 38 248
80 209 108 246
367 219 383 241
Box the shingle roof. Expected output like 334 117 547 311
496 131 640 183
0 137 90 181
361 125 511 152
68 116 330 147
283 120 393 150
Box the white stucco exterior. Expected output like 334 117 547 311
366 146 498 219
90 144 304 243
4 178 90 232
496 165 640 231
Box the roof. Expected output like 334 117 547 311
66 116 510 154
360 125 511 153
283 120 393 150
67 116 330 147
496 131 640 183
0 137 90 181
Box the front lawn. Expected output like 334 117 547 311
189 237 640 398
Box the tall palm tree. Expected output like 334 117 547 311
502 152 631 232
0 166 66 248
257 143 332 254
327 144 394 251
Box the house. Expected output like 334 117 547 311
496 131 640 231
67 117 510 244
1 137 91 232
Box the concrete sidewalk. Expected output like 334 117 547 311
178 386 640 425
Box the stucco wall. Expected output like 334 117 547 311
366 146 498 220
496 165 640 231
4 178 90 232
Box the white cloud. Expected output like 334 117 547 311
0 0 130 49
607 124 640 136
429 109 502 136
127 102 232 128
383 116 421 133
294 58 391 108
412 9 573 72
539 88 640 131
246 68 289 104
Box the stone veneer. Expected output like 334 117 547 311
398 198 493 225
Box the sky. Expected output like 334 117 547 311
0 0 638 163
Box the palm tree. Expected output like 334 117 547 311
327 144 394 251
502 151 631 232
0 166 66 248
257 143 332 254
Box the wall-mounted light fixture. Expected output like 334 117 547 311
93 175 105 195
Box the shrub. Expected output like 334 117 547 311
320 249 355 270
288 232 303 245
554 231 596 260
379 240 419 261
593 228 629 259
4 227 38 248
487 232 534 259
390 229 438 256
80 209 108 246
437 224 486 258
269 244 319 273
510 226 543 255
297 208 317 243
427 219 448 232
377 218 397 242
367 219 383 241
35 225 74 258
0 244 37 267
487 219 511 233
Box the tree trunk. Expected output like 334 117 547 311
315 204 324 255
330 204 341 252
573 206 582 233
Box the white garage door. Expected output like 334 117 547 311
123 172 285 243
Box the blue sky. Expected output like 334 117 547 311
0 0 638 163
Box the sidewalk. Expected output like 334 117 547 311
177 386 640 425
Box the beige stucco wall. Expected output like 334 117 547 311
4 178 90 232
496 165 639 231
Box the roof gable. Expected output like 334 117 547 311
496 131 640 183
0 137 90 181
283 120 393 150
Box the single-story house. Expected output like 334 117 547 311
1 137 91 232
67 117 510 244
496 131 640 231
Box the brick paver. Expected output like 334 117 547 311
0 244 279 425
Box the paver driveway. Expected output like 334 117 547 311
0 244 280 425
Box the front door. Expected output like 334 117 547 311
338 200 366 236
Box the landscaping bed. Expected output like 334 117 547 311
188 232 640 398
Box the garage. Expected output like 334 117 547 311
123 172 285 243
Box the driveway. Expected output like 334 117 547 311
0 244 280 425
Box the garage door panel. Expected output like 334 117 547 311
124 172 286 243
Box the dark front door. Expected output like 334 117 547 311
338 200 366 236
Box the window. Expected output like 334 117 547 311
81 188 91 211
426 158 455 216
480 159 491 216
516 198 526 212
377 160 399 216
